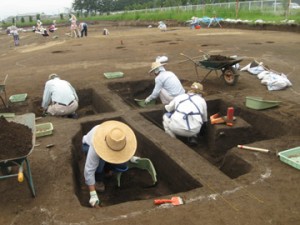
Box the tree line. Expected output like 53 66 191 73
72 0 238 14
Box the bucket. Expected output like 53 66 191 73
195 25 201 29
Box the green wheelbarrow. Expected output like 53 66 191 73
0 113 36 197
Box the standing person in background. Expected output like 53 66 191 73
69 14 80 38
78 22 88 37
41 74 79 118
10 26 19 46
145 61 185 105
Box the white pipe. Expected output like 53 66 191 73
237 145 270 153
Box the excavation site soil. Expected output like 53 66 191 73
0 21 299 225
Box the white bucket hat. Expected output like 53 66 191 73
93 121 137 164
148 61 166 74
48 73 60 80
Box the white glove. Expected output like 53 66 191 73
130 156 141 163
145 97 151 104
89 190 99 207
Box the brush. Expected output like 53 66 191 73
154 196 184 206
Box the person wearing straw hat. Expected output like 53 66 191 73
162 82 208 146
41 74 79 118
145 61 185 105
82 120 137 208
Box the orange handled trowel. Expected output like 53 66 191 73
154 196 184 206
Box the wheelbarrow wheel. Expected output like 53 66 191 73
222 67 239 86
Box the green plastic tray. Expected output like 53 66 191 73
245 96 281 110
103 72 124 79
134 99 156 108
35 122 54 138
9 93 28 102
278 146 300 170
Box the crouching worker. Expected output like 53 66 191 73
163 82 208 146
41 74 79 118
145 61 185 105
82 121 137 208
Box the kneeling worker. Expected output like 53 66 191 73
41 74 79 118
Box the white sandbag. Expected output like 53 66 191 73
156 56 168 63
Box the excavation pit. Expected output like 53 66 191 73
72 117 202 207
140 98 287 178
107 79 202 109
76 88 115 117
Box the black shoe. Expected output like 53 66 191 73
188 137 198 146
67 112 78 119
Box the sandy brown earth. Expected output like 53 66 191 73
0 21 300 225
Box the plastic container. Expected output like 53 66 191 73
245 96 281 110
35 122 54 137
103 72 124 79
134 99 156 108
278 146 300 170
226 107 234 122
195 25 201 29
9 93 28 103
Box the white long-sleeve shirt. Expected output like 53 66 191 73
165 93 208 136
41 78 78 109
82 126 102 186
148 71 185 100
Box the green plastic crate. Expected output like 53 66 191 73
278 146 300 170
9 93 28 102
35 122 54 138
103 72 124 79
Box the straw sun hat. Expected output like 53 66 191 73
93 121 137 164
189 82 204 94
148 61 166 73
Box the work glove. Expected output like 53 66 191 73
89 190 100 207
145 96 151 104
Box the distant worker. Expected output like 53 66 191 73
10 26 19 46
78 22 88 37
69 14 80 38
145 61 185 105
163 82 208 146
41 74 79 118
158 21 167 32
82 120 137 207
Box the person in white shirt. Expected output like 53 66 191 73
41 74 79 118
82 120 137 208
162 82 208 146
145 61 185 105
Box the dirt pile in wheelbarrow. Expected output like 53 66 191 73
0 117 32 160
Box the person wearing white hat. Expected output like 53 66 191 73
145 61 185 105
162 82 208 146
82 120 137 207
41 74 79 118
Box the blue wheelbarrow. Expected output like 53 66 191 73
0 113 36 197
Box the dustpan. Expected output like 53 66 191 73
116 157 157 187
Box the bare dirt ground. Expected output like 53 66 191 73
0 21 300 225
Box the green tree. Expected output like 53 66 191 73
36 14 40 20
60 13 64 20
29 16 33 22
21 17 25 23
